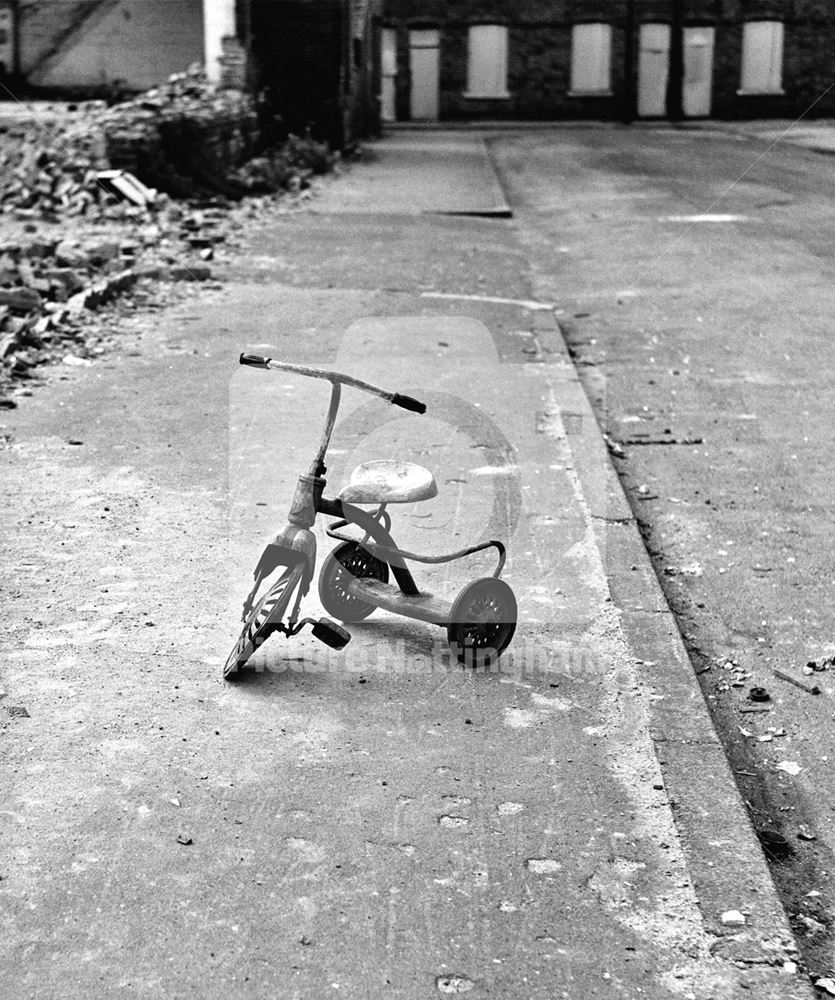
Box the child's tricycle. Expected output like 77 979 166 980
224 354 517 679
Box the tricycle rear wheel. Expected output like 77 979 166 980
318 541 389 622
448 577 517 668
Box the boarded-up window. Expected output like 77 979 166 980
466 25 509 98
740 21 784 94
570 23 612 95
0 2 14 75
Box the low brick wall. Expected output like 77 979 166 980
103 88 259 197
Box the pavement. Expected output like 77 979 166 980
0 130 817 998
682 118 835 156
388 115 835 157
325 132 511 216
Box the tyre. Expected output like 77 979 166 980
447 577 517 669
318 541 389 623
224 567 296 680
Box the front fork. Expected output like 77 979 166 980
241 523 317 625
241 472 326 623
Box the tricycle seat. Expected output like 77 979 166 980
337 460 438 505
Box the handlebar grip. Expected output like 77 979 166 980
391 393 427 414
239 353 271 368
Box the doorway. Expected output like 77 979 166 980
409 29 439 120
637 23 670 118
683 26 714 118
381 27 397 122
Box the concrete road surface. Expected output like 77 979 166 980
0 131 814 998
488 123 835 985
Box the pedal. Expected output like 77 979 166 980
311 617 351 649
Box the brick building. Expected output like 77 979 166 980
6 1 829 140
379 0 835 122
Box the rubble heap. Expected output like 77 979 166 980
0 65 335 219
0 113 111 222
0 235 138 391
0 67 258 217
0 67 340 399
0 217 224 400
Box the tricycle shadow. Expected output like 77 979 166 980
230 615 531 688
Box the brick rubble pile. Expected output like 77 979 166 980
0 118 111 222
0 66 338 400
0 212 226 403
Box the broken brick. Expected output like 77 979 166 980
0 288 42 312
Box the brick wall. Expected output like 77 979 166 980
348 0 384 141
383 0 835 120
702 0 835 118
248 0 381 148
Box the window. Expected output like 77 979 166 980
570 23 612 95
466 25 509 98
740 21 784 94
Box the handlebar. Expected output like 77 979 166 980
239 353 427 414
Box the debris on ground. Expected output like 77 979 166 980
815 976 835 995
678 562 703 577
619 434 704 446
797 825 817 841
96 170 157 208
720 909 746 926
775 761 802 776
806 655 834 673
797 913 827 936
774 669 821 696
748 726 787 742
758 829 790 859
603 432 626 458
0 233 213 392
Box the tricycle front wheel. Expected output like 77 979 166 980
224 567 296 680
